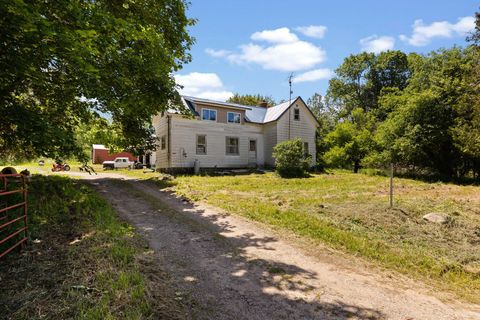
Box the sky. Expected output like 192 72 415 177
175 0 478 104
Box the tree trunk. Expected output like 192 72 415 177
353 160 360 173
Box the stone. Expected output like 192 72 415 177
423 213 449 224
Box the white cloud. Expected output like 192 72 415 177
228 41 326 71
213 27 326 72
174 72 233 101
400 16 475 46
251 27 299 43
293 68 333 83
295 25 327 39
360 35 395 54
205 48 231 58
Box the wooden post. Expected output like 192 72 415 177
389 163 393 208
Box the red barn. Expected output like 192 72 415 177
91 144 137 164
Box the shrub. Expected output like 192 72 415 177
273 139 311 178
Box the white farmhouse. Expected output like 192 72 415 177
152 95 319 172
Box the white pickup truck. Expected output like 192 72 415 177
102 157 134 170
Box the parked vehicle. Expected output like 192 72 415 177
102 157 134 170
52 162 70 172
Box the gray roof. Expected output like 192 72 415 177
180 96 299 124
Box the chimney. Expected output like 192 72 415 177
258 100 268 108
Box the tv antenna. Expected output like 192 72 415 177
288 73 294 105
287 73 294 139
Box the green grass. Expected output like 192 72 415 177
0 175 184 319
167 170 480 303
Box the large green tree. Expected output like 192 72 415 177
374 47 475 177
0 0 194 160
327 50 411 120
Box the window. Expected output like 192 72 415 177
161 135 166 150
249 140 256 152
202 108 217 121
196 135 207 155
294 108 300 121
226 137 239 155
303 142 309 157
227 112 241 124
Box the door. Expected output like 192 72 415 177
248 139 257 165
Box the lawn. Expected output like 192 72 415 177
167 170 480 302
0 175 185 319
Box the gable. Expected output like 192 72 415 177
272 97 319 128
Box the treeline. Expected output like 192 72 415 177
309 12 480 180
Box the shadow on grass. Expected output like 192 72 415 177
86 176 386 320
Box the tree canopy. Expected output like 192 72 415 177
317 9 480 180
227 93 276 107
0 0 194 161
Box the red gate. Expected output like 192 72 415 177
0 174 28 258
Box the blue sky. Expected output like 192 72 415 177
175 0 478 103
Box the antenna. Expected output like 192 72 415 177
287 73 294 140
288 73 294 105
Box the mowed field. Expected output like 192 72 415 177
167 171 480 302
7 162 480 302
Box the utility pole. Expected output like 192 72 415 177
288 73 293 140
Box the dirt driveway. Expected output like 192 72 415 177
73 172 479 320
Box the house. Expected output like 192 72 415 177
91 144 137 164
152 96 319 171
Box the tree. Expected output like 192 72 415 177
323 108 375 173
0 0 194 161
307 93 337 171
273 139 311 178
374 47 474 177
227 93 276 107
327 50 411 120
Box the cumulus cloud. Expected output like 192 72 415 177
293 68 333 83
251 27 299 43
360 35 395 54
174 72 233 101
400 16 475 46
205 48 231 58
207 27 326 72
295 25 327 39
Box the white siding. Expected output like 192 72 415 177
152 98 318 169
263 122 277 166
169 115 264 168
153 114 169 168
275 100 318 166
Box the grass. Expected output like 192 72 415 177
164 170 480 303
0 175 185 319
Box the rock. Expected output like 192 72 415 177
423 213 449 224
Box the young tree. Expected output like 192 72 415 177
0 1 194 160
273 139 311 178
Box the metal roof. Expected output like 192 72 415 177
180 96 299 124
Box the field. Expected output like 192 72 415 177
166 170 480 302
4 161 480 302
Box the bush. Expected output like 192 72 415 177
273 139 311 178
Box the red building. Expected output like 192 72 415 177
91 144 137 164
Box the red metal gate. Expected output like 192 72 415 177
0 174 28 258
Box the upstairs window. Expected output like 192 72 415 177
227 112 241 124
226 137 239 155
202 108 217 121
196 135 207 155
294 108 300 121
